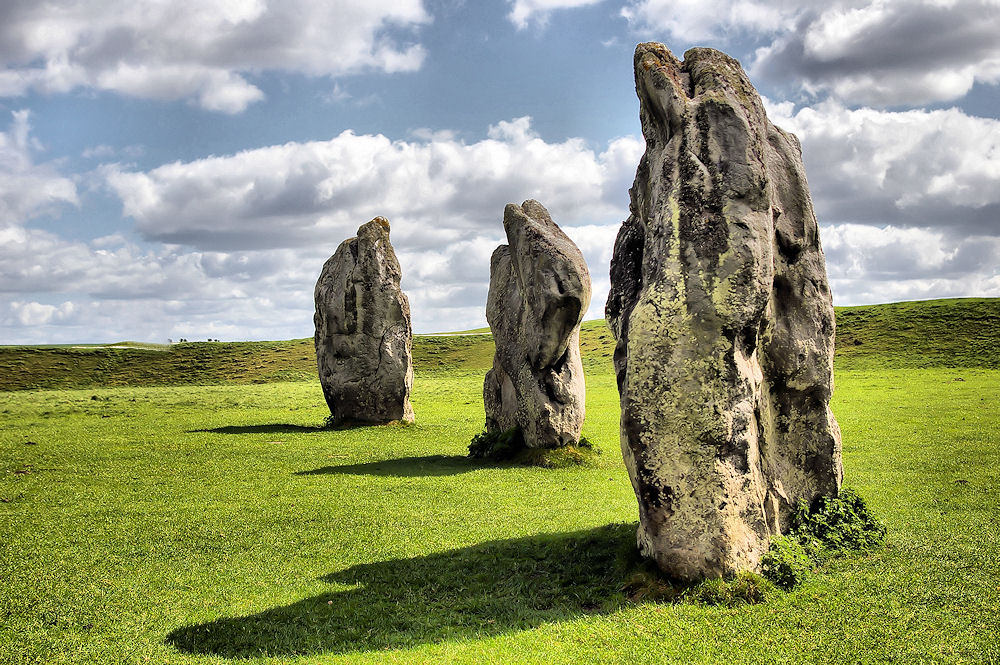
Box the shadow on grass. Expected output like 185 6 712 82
189 422 372 435
295 455 493 477
191 424 324 434
166 523 635 658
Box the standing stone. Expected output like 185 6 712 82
606 43 843 580
484 200 591 448
314 217 414 424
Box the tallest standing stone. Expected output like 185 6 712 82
606 43 843 580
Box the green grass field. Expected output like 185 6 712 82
2 298 998 663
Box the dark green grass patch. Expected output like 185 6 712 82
623 560 775 608
166 523 635 658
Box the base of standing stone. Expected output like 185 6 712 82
468 427 600 468
320 414 415 430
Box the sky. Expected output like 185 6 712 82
1 0 998 343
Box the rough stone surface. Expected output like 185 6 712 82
314 217 414 424
606 43 843 580
484 200 591 448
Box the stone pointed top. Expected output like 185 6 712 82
500 199 591 368
356 216 392 241
505 199 573 241
502 199 590 296
633 42 767 140
366 216 391 233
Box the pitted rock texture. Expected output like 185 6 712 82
606 43 843 580
314 217 414 424
484 200 591 448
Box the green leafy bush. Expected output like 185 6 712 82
468 429 599 467
792 488 887 552
760 488 886 591
760 536 811 590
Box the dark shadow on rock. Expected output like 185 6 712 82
165 523 635 658
294 455 492 477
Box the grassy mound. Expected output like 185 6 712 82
2 297 996 390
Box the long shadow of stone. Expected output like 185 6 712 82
189 422 375 435
166 523 635 658
294 455 492 477
190 424 326 435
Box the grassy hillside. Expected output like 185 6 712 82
1 297 997 391
833 297 1000 369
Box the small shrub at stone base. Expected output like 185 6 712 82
468 427 525 459
468 429 599 468
760 536 812 590
792 488 887 552
761 488 886 590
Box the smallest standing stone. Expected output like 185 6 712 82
314 217 414 424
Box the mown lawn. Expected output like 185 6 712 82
2 361 998 663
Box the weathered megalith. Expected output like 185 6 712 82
314 217 414 424
484 200 591 448
606 43 843 580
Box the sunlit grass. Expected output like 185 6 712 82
2 298 999 663
2 363 998 663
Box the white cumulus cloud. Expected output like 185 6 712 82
753 0 1000 106
508 0 606 29
0 0 430 113
0 110 78 228
102 117 644 252
621 0 803 41
767 100 1000 232
623 0 1000 107
821 223 1000 304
